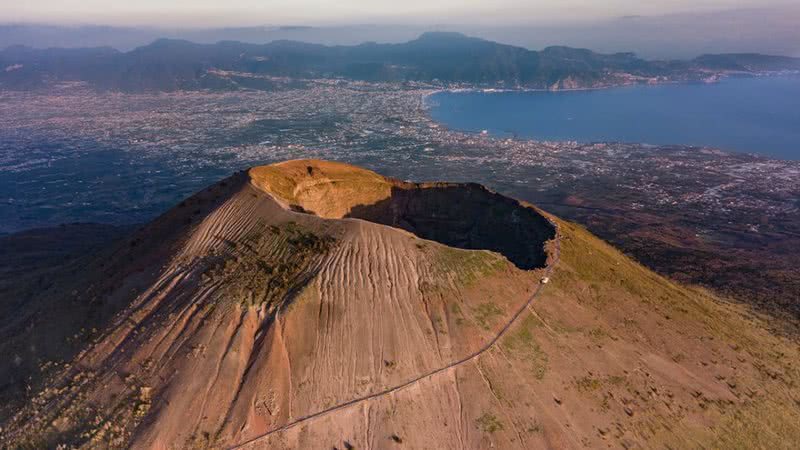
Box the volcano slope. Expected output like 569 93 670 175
2 159 799 449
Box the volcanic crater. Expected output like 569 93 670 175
249 160 556 270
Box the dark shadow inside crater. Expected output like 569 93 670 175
345 184 556 270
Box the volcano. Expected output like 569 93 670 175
2 160 798 449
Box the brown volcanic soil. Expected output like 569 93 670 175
2 160 800 449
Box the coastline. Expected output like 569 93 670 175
421 69 800 105
422 74 800 161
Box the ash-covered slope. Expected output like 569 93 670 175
2 160 799 449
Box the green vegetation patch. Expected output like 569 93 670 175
501 314 548 379
476 413 504 434
651 397 800 450
574 374 626 393
549 221 664 303
451 302 465 325
473 302 504 330
203 221 336 308
585 327 609 341
433 246 507 286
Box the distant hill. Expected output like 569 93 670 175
2 160 799 448
4 9 800 59
692 53 800 71
1 32 799 92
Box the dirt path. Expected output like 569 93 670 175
229 224 561 449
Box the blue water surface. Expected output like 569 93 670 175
428 76 800 160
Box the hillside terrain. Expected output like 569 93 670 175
1 160 799 449
2 32 799 92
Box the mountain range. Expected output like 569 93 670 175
2 32 799 92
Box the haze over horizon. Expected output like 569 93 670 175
2 2 800 58
3 0 800 27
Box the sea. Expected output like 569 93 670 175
427 76 800 160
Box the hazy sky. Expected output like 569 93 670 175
3 0 797 26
